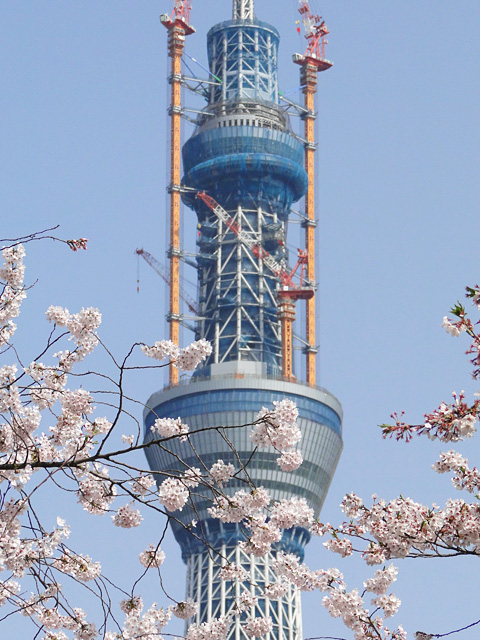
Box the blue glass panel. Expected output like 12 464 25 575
147 389 341 437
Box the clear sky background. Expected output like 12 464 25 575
1 1 480 638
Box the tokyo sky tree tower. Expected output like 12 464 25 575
144 1 343 639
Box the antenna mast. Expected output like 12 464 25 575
233 0 254 20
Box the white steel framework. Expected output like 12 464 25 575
197 203 284 369
208 22 279 104
233 0 255 20
185 545 303 640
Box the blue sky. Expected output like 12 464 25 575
2 1 480 638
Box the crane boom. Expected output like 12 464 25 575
136 248 198 314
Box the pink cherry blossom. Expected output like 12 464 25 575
157 477 189 512
139 545 166 569
112 503 143 528
244 616 273 637
171 598 198 619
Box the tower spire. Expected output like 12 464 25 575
233 0 254 20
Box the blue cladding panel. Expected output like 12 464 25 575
183 127 305 172
146 388 341 437
175 521 310 562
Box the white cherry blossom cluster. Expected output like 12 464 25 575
263 580 288 599
53 551 101 583
209 459 235 487
142 338 212 371
0 244 26 347
185 613 233 640
241 514 282 556
139 544 166 569
270 497 314 530
423 392 477 441
152 416 189 438
319 488 480 569
382 392 479 443
323 537 353 558
131 474 156 497
76 465 117 515
157 477 189 512
141 339 180 361
277 449 303 471
237 590 258 611
183 467 202 488
171 597 198 620
272 552 343 592
363 565 398 595
252 399 301 451
251 399 302 471
442 315 468 337
22 603 98 640
372 593 402 618
121 601 172 640
219 563 248 582
208 487 270 523
45 305 102 366
244 615 273 637
175 339 213 370
433 450 480 493
112 502 143 528
120 595 143 615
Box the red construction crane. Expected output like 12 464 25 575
160 0 195 35
295 1 331 69
196 191 313 380
136 248 198 315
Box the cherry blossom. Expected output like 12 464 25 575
152 417 189 438
175 339 212 371
139 545 166 569
276 449 303 471
171 598 198 620
185 614 233 640
54 551 101 583
209 459 235 487
237 590 258 611
251 399 301 452
157 477 189 512
363 565 398 595
131 474 156 497
141 339 180 362
219 563 248 582
112 503 143 528
244 615 273 637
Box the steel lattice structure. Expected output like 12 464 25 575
233 0 255 21
186 545 303 640
145 3 341 640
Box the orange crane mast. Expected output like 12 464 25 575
160 1 195 386
293 0 332 386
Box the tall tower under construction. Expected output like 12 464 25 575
144 1 343 639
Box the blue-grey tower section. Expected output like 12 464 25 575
144 4 343 640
